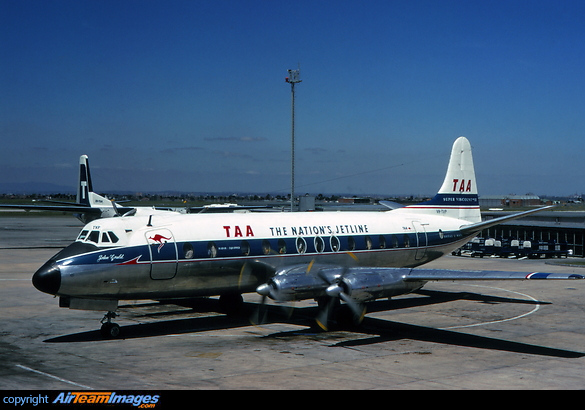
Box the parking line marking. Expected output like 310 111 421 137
16 364 92 389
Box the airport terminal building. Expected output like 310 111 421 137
479 209 585 258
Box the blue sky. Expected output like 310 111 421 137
1 0 584 197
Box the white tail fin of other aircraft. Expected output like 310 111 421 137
401 136 481 223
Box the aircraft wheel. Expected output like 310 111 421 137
100 322 121 339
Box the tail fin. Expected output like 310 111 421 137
76 155 112 209
77 155 93 206
403 136 481 223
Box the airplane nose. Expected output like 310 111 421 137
33 261 61 295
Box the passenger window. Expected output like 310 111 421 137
296 237 307 254
330 236 340 252
379 235 386 249
365 236 372 250
347 237 356 251
390 235 398 248
208 242 218 258
278 239 287 254
403 234 410 248
315 237 325 253
183 243 194 259
262 240 271 255
241 240 250 256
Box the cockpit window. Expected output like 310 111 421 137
108 232 119 243
87 231 100 243
78 229 121 245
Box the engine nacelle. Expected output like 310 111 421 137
257 265 425 304
258 265 341 301
338 267 422 302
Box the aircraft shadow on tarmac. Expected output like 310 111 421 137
44 289 584 359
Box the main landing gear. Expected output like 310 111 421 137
100 311 120 339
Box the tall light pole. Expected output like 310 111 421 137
285 67 301 212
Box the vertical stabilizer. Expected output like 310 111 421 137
402 137 481 223
76 155 112 210
438 136 478 196
77 155 92 206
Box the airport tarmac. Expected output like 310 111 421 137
1 215 585 390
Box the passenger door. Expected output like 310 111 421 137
145 228 178 280
412 221 428 261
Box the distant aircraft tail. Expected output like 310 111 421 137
401 136 481 223
77 155 92 206
76 155 113 209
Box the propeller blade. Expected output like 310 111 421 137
322 283 366 327
250 295 268 325
252 280 288 325
238 262 252 289
315 297 337 331
315 311 329 331
346 252 359 262
278 304 295 320
338 292 366 323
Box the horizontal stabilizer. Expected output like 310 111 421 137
404 268 584 281
379 200 404 210
459 205 555 235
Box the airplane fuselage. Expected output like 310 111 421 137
34 209 474 303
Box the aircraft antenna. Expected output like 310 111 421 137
285 66 301 212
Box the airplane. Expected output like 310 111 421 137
0 155 274 223
31 137 583 338
0 155 126 223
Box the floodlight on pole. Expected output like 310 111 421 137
285 67 301 212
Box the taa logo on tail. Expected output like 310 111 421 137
452 179 472 192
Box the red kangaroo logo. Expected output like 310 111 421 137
149 234 172 253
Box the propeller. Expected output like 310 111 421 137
251 253 365 329
315 269 366 331
250 285 269 325
251 260 316 326
250 280 280 325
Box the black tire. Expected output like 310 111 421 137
100 322 121 339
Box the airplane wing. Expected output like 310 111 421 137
0 203 102 215
255 264 583 330
258 264 584 305
403 268 584 281
187 204 277 213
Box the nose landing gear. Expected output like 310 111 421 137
100 311 120 339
